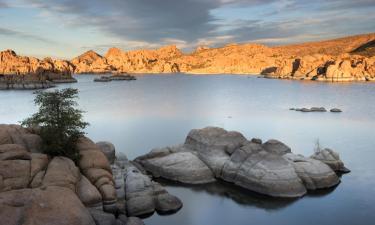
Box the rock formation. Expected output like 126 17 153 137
0 124 145 225
136 127 348 198
0 50 76 89
2 33 375 83
67 33 375 82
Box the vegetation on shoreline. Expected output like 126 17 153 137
21 88 88 162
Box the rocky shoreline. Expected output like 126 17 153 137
0 125 349 224
2 33 375 84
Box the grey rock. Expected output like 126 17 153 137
311 148 350 173
250 138 262 144
262 139 291 155
138 149 215 184
284 153 340 190
97 141 116 164
124 164 182 216
330 108 342 113
136 127 347 198
89 209 116 225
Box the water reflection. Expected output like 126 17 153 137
156 178 339 211
1 74 375 225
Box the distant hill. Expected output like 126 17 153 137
274 33 375 56
350 40 375 57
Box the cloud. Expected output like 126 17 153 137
0 1 8 8
17 0 375 51
23 0 277 48
0 27 57 44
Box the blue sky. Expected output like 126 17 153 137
0 0 374 59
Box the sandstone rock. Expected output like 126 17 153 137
42 156 80 191
0 144 30 160
311 148 350 173
0 186 96 225
0 159 30 191
96 141 116 164
30 153 49 178
77 175 103 208
30 170 45 188
76 137 117 212
0 50 74 89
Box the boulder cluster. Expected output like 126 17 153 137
136 127 349 198
0 124 183 225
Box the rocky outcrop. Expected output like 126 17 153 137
76 137 117 212
71 50 114 74
0 124 146 225
0 50 75 89
136 127 347 198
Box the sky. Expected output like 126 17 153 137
0 0 374 59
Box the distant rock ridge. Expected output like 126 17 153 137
2 33 375 82
0 49 74 87
68 33 375 82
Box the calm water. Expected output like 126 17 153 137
1 74 375 225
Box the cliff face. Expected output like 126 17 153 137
0 49 73 81
69 33 375 82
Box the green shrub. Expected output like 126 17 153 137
22 88 89 162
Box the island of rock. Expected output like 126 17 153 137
0 50 75 89
135 127 349 198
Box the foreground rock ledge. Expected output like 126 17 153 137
136 127 349 198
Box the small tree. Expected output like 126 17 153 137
22 88 89 162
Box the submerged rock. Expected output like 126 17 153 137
136 127 347 198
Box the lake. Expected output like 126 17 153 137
1 74 375 225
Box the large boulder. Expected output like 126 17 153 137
0 186 95 225
77 175 103 208
42 157 80 191
76 137 117 212
136 147 215 184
